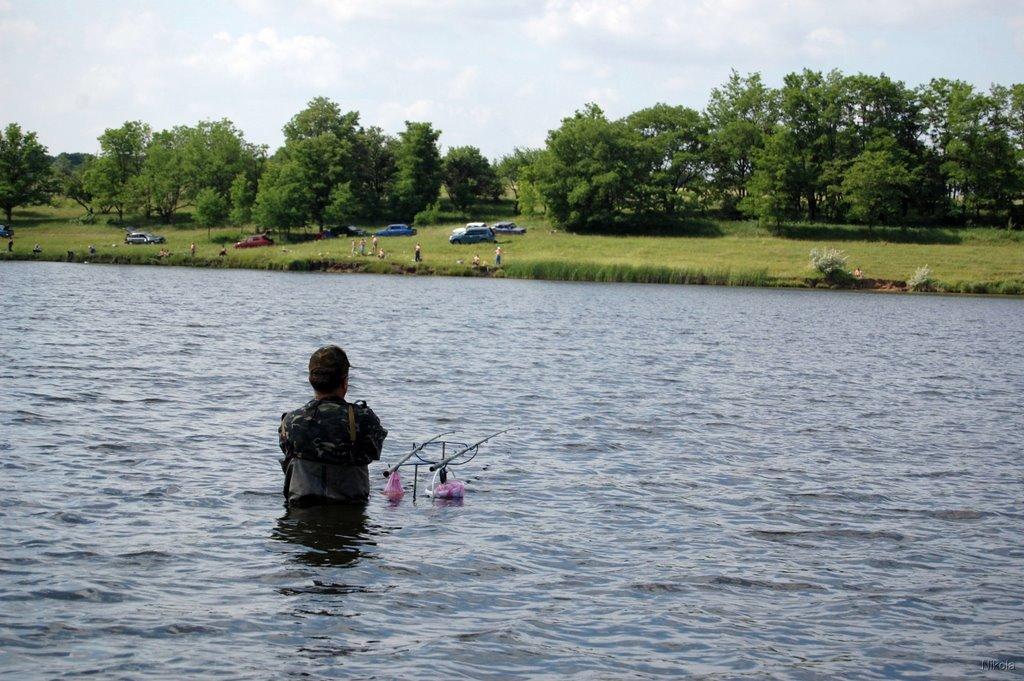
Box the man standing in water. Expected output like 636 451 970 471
279 345 388 505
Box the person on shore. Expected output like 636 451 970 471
371 235 379 256
32 244 41 254
7 239 12 252
218 246 227 257
494 245 503 267
378 248 386 260
414 243 422 263
88 245 96 255
359 238 366 256
351 240 357 256
278 345 388 506
853 267 863 279
472 254 480 269
190 242 196 257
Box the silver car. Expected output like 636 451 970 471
125 231 165 245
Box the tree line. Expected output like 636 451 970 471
1 69 1022 232
0 96 499 231
523 70 1024 231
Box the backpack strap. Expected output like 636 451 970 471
347 403 357 442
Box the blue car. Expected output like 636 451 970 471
375 223 417 237
0 225 12 238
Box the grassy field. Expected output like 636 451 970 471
3 201 1023 294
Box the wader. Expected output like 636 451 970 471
282 402 370 506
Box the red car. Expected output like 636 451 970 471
234 234 274 249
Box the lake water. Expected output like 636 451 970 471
1 261 1022 679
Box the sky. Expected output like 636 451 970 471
2 0 1023 158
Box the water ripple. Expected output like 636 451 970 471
1 262 1022 679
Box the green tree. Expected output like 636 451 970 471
280 97 360 227
920 79 1022 222
85 120 151 223
53 152 95 217
0 123 53 223
626 104 708 216
705 71 780 214
532 104 648 231
841 140 914 228
495 147 543 213
392 121 443 221
253 159 312 233
194 186 229 233
229 172 255 225
183 119 255 197
135 127 190 223
741 128 804 225
442 145 499 213
351 126 397 220
775 69 853 222
324 182 359 225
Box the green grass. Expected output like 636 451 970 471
3 200 1023 295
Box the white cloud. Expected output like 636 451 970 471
450 66 479 98
583 85 620 106
0 16 39 40
307 0 536 23
378 98 439 127
803 27 850 58
231 0 278 17
522 0 1000 62
185 28 350 86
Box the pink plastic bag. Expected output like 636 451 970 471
383 470 404 500
432 480 465 499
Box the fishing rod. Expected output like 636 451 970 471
383 430 456 477
428 428 514 472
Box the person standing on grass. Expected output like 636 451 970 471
414 243 422 263
359 238 366 256
494 245 502 267
372 235 379 256
190 242 196 257
472 254 480 269
7 239 12 252
351 240 356 256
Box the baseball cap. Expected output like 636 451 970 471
308 345 352 380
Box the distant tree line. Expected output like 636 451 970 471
519 70 1024 231
1 69 1022 232
0 97 472 231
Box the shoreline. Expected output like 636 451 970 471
5 251 1021 297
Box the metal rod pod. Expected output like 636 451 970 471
383 430 455 476
428 428 514 471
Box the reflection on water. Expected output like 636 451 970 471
273 505 376 568
1 262 1023 679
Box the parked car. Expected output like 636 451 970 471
125 231 165 244
0 225 12 238
234 234 274 249
375 223 417 237
450 223 496 244
316 225 367 240
492 221 526 235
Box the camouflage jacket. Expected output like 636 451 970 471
279 398 387 467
